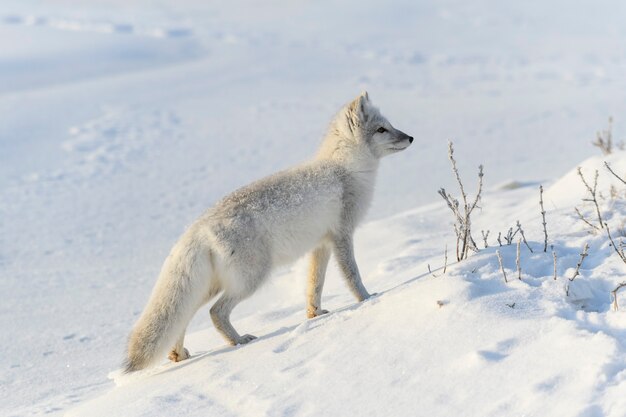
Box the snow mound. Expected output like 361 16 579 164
67 152 626 417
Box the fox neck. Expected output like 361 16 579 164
315 133 379 224
347 161 378 224
316 130 380 174
316 142 380 194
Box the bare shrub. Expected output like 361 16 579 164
438 141 484 261
592 117 624 155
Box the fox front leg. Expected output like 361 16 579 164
307 244 331 318
332 234 371 302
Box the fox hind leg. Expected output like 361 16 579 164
168 331 190 362
210 293 258 345
210 261 270 346
168 284 220 363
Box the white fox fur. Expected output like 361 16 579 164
124 92 413 372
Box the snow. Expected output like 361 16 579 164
1 1 626 416
66 152 626 417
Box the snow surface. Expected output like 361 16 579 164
65 153 626 417
1 1 626 416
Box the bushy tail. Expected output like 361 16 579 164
124 237 214 373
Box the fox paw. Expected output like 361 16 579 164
168 347 190 363
307 308 329 319
236 334 257 345
358 292 378 302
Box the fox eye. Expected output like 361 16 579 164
376 127 387 133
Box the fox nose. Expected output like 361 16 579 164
408 136 414 143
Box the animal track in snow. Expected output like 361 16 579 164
476 338 519 362
272 321 310 353
60 107 181 180
1 13 193 39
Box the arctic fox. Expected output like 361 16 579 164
124 92 413 372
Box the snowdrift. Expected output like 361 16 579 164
67 153 626 417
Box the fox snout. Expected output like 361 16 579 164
382 129 413 155
396 129 414 145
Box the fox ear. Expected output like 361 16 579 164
355 91 370 111
349 92 370 124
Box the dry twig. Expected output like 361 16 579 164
540 185 549 252
481 230 490 249
611 282 626 311
516 221 534 253
428 245 449 278
605 223 626 264
569 243 590 282
516 239 522 280
427 264 437 278
504 226 518 245
575 207 599 231
552 249 558 280
453 224 461 261
604 161 626 186
496 250 507 283
576 168 604 229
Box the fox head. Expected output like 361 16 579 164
318 92 413 165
